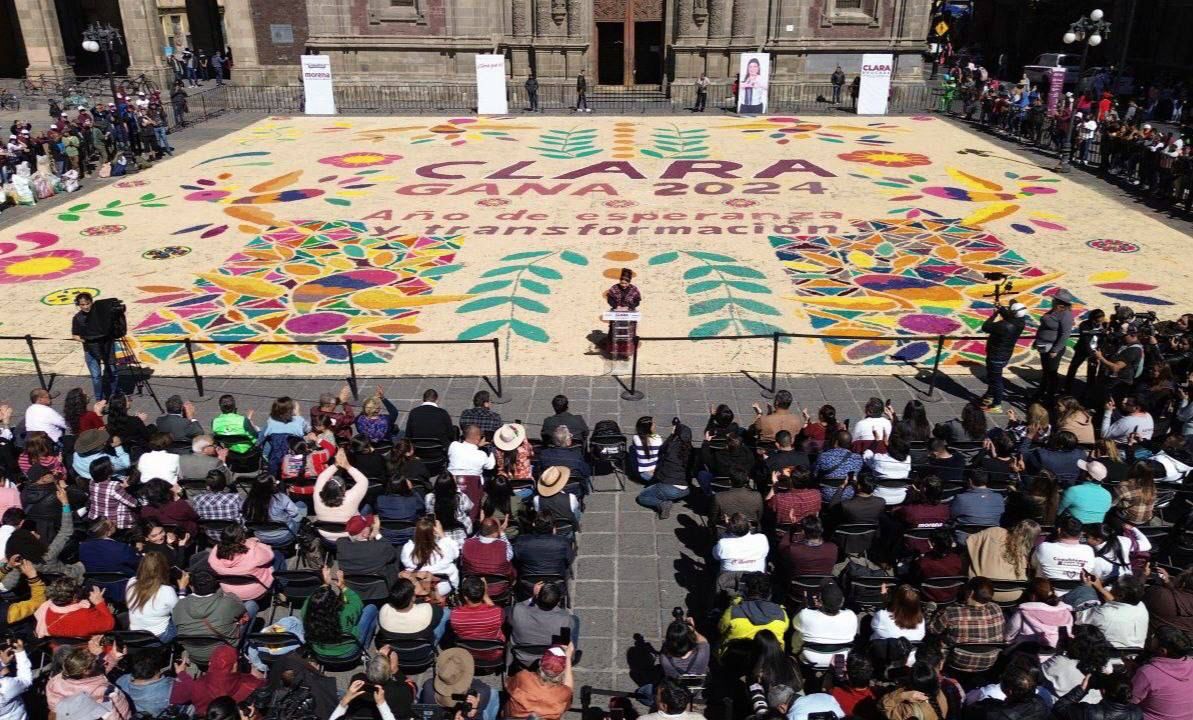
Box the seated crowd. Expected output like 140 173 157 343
0 373 1188 720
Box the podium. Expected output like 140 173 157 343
602 310 641 360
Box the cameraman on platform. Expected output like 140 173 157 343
980 300 1028 413
71 292 116 401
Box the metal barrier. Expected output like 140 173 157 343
0 334 510 404
218 81 937 116
617 330 1067 402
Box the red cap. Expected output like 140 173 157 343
539 646 567 675
346 514 375 536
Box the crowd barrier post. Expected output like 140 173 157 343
621 338 645 401
489 338 511 405
760 332 780 400
345 339 359 400
921 335 947 403
25 335 47 391
182 339 204 397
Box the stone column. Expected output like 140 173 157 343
117 0 169 77
512 0 532 36
708 0 731 38
221 0 262 82
731 0 761 43
13 0 69 75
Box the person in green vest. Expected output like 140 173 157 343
211 394 257 454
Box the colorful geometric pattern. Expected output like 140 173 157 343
1086 239 1140 254
770 218 1075 366
1087 271 1172 307
132 221 467 365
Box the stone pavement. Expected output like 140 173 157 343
0 366 1025 696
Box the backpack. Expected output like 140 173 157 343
250 683 319 720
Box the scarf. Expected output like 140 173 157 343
35 599 93 637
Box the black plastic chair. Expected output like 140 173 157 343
113 630 163 649
344 573 390 602
269 569 322 621
990 579 1029 610
246 631 303 666
380 634 436 675
786 574 832 609
454 638 507 677
410 438 447 475
213 433 263 476
833 523 879 556
920 576 966 606
310 632 366 672
588 432 628 491
849 576 896 611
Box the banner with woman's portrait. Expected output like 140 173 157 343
737 53 770 115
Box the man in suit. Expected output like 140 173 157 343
541 394 588 444
537 426 592 488
179 435 229 483
155 394 204 446
405 388 454 446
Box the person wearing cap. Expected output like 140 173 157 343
336 513 400 601
533 466 580 525
418 647 499 720
1034 289 1076 402
504 643 575 720
979 300 1028 412
1057 460 1113 524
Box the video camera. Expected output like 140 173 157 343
982 272 1015 306
80 297 128 343
412 693 475 720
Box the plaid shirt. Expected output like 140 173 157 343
767 488 821 524
459 407 503 434
87 479 139 529
1114 485 1153 525
928 601 1004 673
192 491 243 522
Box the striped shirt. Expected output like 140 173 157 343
449 604 505 658
631 434 663 475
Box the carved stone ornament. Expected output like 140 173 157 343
693 0 708 24
551 0 566 24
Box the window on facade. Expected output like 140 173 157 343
370 0 421 22
834 0 863 8
828 0 878 24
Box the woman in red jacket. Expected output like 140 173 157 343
170 645 263 715
34 576 115 638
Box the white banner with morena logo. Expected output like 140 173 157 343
857 53 893 115
301 54 336 115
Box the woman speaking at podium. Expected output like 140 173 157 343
606 268 642 360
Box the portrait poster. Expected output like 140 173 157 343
737 53 770 115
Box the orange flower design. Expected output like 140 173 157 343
838 149 932 168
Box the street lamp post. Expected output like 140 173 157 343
82 22 124 107
1055 9 1110 173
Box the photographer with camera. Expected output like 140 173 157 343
1033 289 1076 402
1064 308 1109 397
1093 325 1147 401
980 300 1028 413
70 292 119 402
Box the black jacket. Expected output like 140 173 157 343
981 306 1026 361
404 404 454 446
653 423 692 486
1051 687 1141 720
961 697 1049 720
512 533 574 576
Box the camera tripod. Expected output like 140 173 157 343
114 336 162 412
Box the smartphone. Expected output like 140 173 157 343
552 627 572 645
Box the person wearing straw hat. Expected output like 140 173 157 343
533 466 579 524
417 647 499 720
493 422 534 494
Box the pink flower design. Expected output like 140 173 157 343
114 180 149 188
724 198 759 208
0 249 100 284
318 152 403 169
603 199 638 208
476 198 510 207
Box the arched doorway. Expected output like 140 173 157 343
594 0 663 86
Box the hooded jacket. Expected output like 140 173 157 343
172 590 245 662
170 646 262 715
718 596 789 649
653 423 692 487
46 672 132 720
1131 657 1193 720
207 537 275 601
1144 585 1193 637
1004 601 1073 649
982 308 1027 362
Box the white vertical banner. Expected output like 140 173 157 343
301 54 336 115
857 53 893 115
736 53 770 115
475 54 508 115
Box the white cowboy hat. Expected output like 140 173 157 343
537 466 570 497
493 423 527 452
